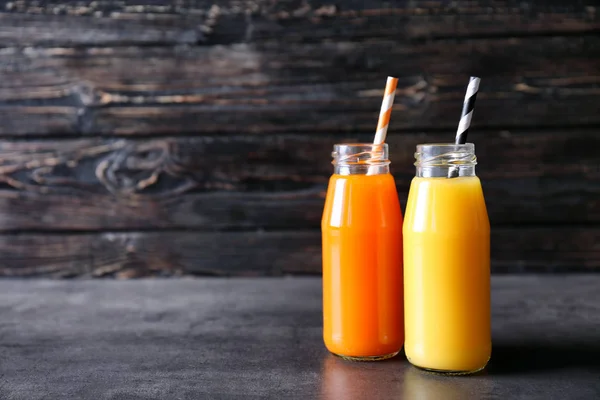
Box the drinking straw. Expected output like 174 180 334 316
449 76 480 178
373 76 398 145
367 76 398 175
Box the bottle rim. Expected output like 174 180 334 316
332 143 389 166
415 143 477 167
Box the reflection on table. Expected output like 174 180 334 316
320 353 493 400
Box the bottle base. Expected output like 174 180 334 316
409 361 488 376
332 350 400 362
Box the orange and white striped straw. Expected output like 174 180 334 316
373 76 398 145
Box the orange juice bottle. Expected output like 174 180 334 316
403 143 491 374
321 143 404 361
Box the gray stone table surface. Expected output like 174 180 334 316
1 276 600 400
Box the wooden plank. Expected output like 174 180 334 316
248 1 600 42
0 1 597 46
0 130 596 231
0 107 78 136
0 36 599 135
491 228 600 273
0 227 598 278
0 13 201 46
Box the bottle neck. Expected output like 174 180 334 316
416 165 475 177
332 143 390 176
414 143 477 178
335 164 390 175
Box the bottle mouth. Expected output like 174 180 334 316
332 143 390 166
415 143 477 167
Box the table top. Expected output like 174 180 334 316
1 276 599 400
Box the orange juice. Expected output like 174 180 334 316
403 143 490 373
322 143 403 360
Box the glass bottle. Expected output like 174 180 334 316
321 143 404 361
403 143 491 374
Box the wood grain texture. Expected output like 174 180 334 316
0 13 201 46
0 227 598 278
0 36 599 135
0 1 598 46
0 130 596 231
0 1 598 277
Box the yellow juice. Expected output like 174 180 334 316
403 176 490 373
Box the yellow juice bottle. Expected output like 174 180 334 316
403 143 491 374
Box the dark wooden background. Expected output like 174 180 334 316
0 1 598 278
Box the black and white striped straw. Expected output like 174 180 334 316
449 76 480 178
455 76 480 145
